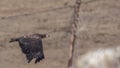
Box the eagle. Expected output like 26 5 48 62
9 34 49 64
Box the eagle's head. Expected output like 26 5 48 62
33 34 50 39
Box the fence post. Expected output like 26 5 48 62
67 0 81 68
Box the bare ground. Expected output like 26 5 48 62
0 0 120 68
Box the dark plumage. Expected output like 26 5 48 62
9 34 49 64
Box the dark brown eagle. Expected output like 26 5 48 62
9 34 49 64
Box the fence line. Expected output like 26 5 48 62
0 5 73 19
67 0 81 68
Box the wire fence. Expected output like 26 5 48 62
0 5 73 20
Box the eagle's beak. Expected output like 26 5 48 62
46 34 50 38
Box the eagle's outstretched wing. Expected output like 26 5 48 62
19 37 45 63
9 34 49 63
10 36 45 63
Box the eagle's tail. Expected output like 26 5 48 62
9 38 19 43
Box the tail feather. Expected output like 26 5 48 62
9 38 19 43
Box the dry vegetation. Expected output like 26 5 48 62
0 0 120 68
76 46 120 68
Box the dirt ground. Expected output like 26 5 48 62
0 0 120 68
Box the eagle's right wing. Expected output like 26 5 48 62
18 37 45 63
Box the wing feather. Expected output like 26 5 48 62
18 37 44 63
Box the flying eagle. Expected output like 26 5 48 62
9 34 49 64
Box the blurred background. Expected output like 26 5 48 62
0 0 120 68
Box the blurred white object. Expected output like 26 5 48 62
76 47 120 68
